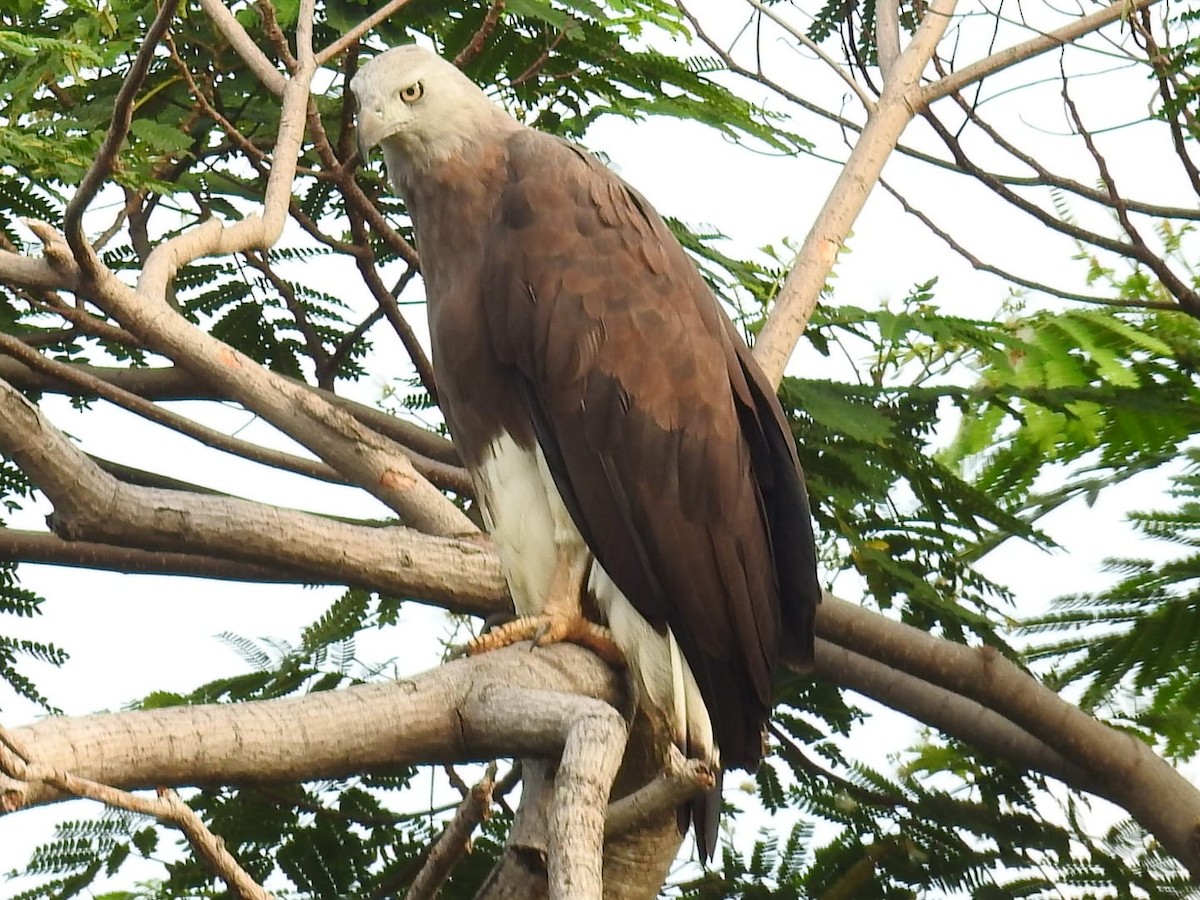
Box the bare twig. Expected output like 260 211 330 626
1133 8 1200 196
454 0 506 67
0 724 274 899
349 223 439 402
921 110 1200 316
924 0 1162 104
243 250 332 377
406 765 497 900
258 0 299 73
676 0 1198 222
0 331 348 483
0 528 316 583
1061 73 1199 312
743 0 876 111
877 178 1178 310
936 82 1200 222
322 305 386 389
317 0 417 67
64 0 180 280
0 354 467 480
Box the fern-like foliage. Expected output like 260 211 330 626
0 458 64 712
1023 449 1200 759
5 812 156 900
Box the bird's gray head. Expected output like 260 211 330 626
351 45 515 186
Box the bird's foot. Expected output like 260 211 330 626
446 611 517 660
466 614 625 666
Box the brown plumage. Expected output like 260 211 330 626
352 46 821 860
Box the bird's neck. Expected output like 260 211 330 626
398 135 511 278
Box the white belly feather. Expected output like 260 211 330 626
475 432 718 768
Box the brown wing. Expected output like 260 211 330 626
483 129 820 770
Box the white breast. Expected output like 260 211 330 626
474 431 718 768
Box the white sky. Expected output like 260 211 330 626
2 0 1194 894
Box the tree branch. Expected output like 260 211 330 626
0 529 314 583
1 643 620 811
1060 74 1200 312
0 378 503 614
26 217 471 534
0 331 348 483
198 0 285 96
317 0 416 67
604 747 712 840
923 0 1162 105
63 0 180 282
461 688 627 900
406 765 496 900
752 0 1174 382
743 0 876 111
0 356 461 467
0 725 274 898
814 638 1101 794
754 0 959 384
818 594 1200 878
877 178 1179 311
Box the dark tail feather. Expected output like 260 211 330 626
686 768 723 863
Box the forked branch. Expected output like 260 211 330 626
751 0 1166 382
0 725 273 899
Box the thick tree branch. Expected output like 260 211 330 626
0 722 274 898
198 0 285 95
0 356 462 469
0 378 503 613
29 218 471 532
0 644 620 810
462 688 627 900
875 0 901 77
818 594 1200 877
814 638 1101 794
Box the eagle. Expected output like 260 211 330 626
352 45 820 859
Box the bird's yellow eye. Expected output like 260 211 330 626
400 81 424 104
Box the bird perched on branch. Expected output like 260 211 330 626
352 45 820 860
